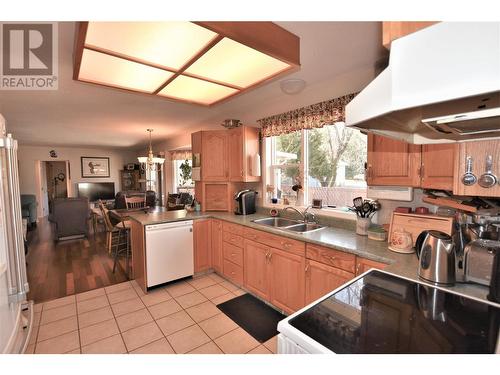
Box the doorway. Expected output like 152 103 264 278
37 161 70 217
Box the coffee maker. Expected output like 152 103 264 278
234 189 257 215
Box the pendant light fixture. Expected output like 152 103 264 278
137 129 165 172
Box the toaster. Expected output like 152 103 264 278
463 239 500 286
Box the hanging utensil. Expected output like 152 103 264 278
462 156 477 186
353 197 364 217
362 201 372 217
478 155 497 188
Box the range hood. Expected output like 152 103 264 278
345 22 500 144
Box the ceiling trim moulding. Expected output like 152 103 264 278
73 22 300 106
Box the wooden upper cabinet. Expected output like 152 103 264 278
453 139 500 197
211 219 223 273
305 259 354 305
193 219 211 272
382 22 438 49
367 133 421 187
421 144 457 190
201 131 228 181
228 126 261 182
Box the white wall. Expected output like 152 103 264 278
18 145 137 203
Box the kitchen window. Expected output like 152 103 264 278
266 123 367 209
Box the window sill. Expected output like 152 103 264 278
261 203 357 221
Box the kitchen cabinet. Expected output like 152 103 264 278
201 131 228 181
382 22 438 49
228 126 261 182
200 182 234 212
305 259 354 305
306 244 356 274
421 144 456 190
193 219 211 273
222 222 244 286
355 257 387 276
453 139 500 197
243 240 270 301
211 219 223 273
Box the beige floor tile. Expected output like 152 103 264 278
188 341 223 354
140 288 172 307
185 301 220 323
79 318 120 346
130 338 175 354
198 313 238 339
104 281 132 294
43 295 75 311
163 281 195 297
210 292 236 306
263 335 278 353
35 331 80 354
76 287 106 302
199 284 230 299
32 312 41 327
78 306 114 329
111 297 145 317
156 310 195 336
219 280 240 292
65 348 81 354
77 295 109 315
29 326 38 345
167 324 211 354
33 303 43 313
188 275 218 290
214 328 260 354
116 308 153 333
247 345 273 354
107 288 138 305
40 303 77 325
25 344 35 354
37 316 78 342
121 321 164 352
81 334 127 354
207 273 225 284
175 291 208 309
233 289 246 297
131 283 146 297
147 299 183 320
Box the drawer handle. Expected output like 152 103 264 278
305 262 310 273
281 241 292 249
326 255 336 261
249 234 257 240
231 253 236 256
231 272 235 275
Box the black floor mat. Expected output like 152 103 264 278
216 293 286 343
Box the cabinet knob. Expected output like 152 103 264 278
305 262 310 273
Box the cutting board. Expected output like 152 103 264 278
388 212 454 246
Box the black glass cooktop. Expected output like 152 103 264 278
289 271 500 354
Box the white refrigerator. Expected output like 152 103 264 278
0 114 33 354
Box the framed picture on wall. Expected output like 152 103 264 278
81 156 110 178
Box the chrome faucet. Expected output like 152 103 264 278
282 206 317 224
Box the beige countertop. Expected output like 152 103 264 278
128 207 495 305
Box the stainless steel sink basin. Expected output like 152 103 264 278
285 223 325 233
252 217 301 227
252 217 325 233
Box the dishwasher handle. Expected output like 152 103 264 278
145 220 194 232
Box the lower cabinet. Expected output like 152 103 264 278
243 240 270 301
211 219 223 273
305 259 355 305
356 257 387 276
193 219 211 273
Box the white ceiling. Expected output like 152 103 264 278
0 21 385 151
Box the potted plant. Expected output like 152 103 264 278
179 159 192 186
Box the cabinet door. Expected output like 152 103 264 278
194 219 211 272
243 240 270 301
355 257 386 276
228 127 244 182
305 259 355 305
421 144 456 190
211 219 223 273
202 131 228 181
203 183 231 211
269 247 305 314
366 134 421 187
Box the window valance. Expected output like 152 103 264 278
257 92 357 137
169 150 192 161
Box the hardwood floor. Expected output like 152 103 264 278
26 218 128 303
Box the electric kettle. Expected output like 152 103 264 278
415 230 456 285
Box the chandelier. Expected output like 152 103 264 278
137 129 165 172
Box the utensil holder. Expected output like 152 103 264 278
356 217 371 236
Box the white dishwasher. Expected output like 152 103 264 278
145 220 194 288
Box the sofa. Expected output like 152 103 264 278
21 194 37 228
49 197 90 240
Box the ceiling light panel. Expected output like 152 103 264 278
78 49 174 93
158 75 238 105
184 37 291 88
85 22 217 70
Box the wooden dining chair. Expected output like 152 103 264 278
125 195 146 209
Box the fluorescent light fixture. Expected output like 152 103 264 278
158 75 238 105
185 38 291 88
78 48 173 93
422 107 500 125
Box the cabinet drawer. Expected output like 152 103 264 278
223 231 244 248
223 241 244 266
223 221 244 236
306 244 356 273
244 227 305 256
223 259 243 286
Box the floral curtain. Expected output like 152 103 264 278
257 92 357 137
169 150 192 161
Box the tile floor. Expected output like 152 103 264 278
26 273 278 355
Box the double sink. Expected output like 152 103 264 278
251 217 325 234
